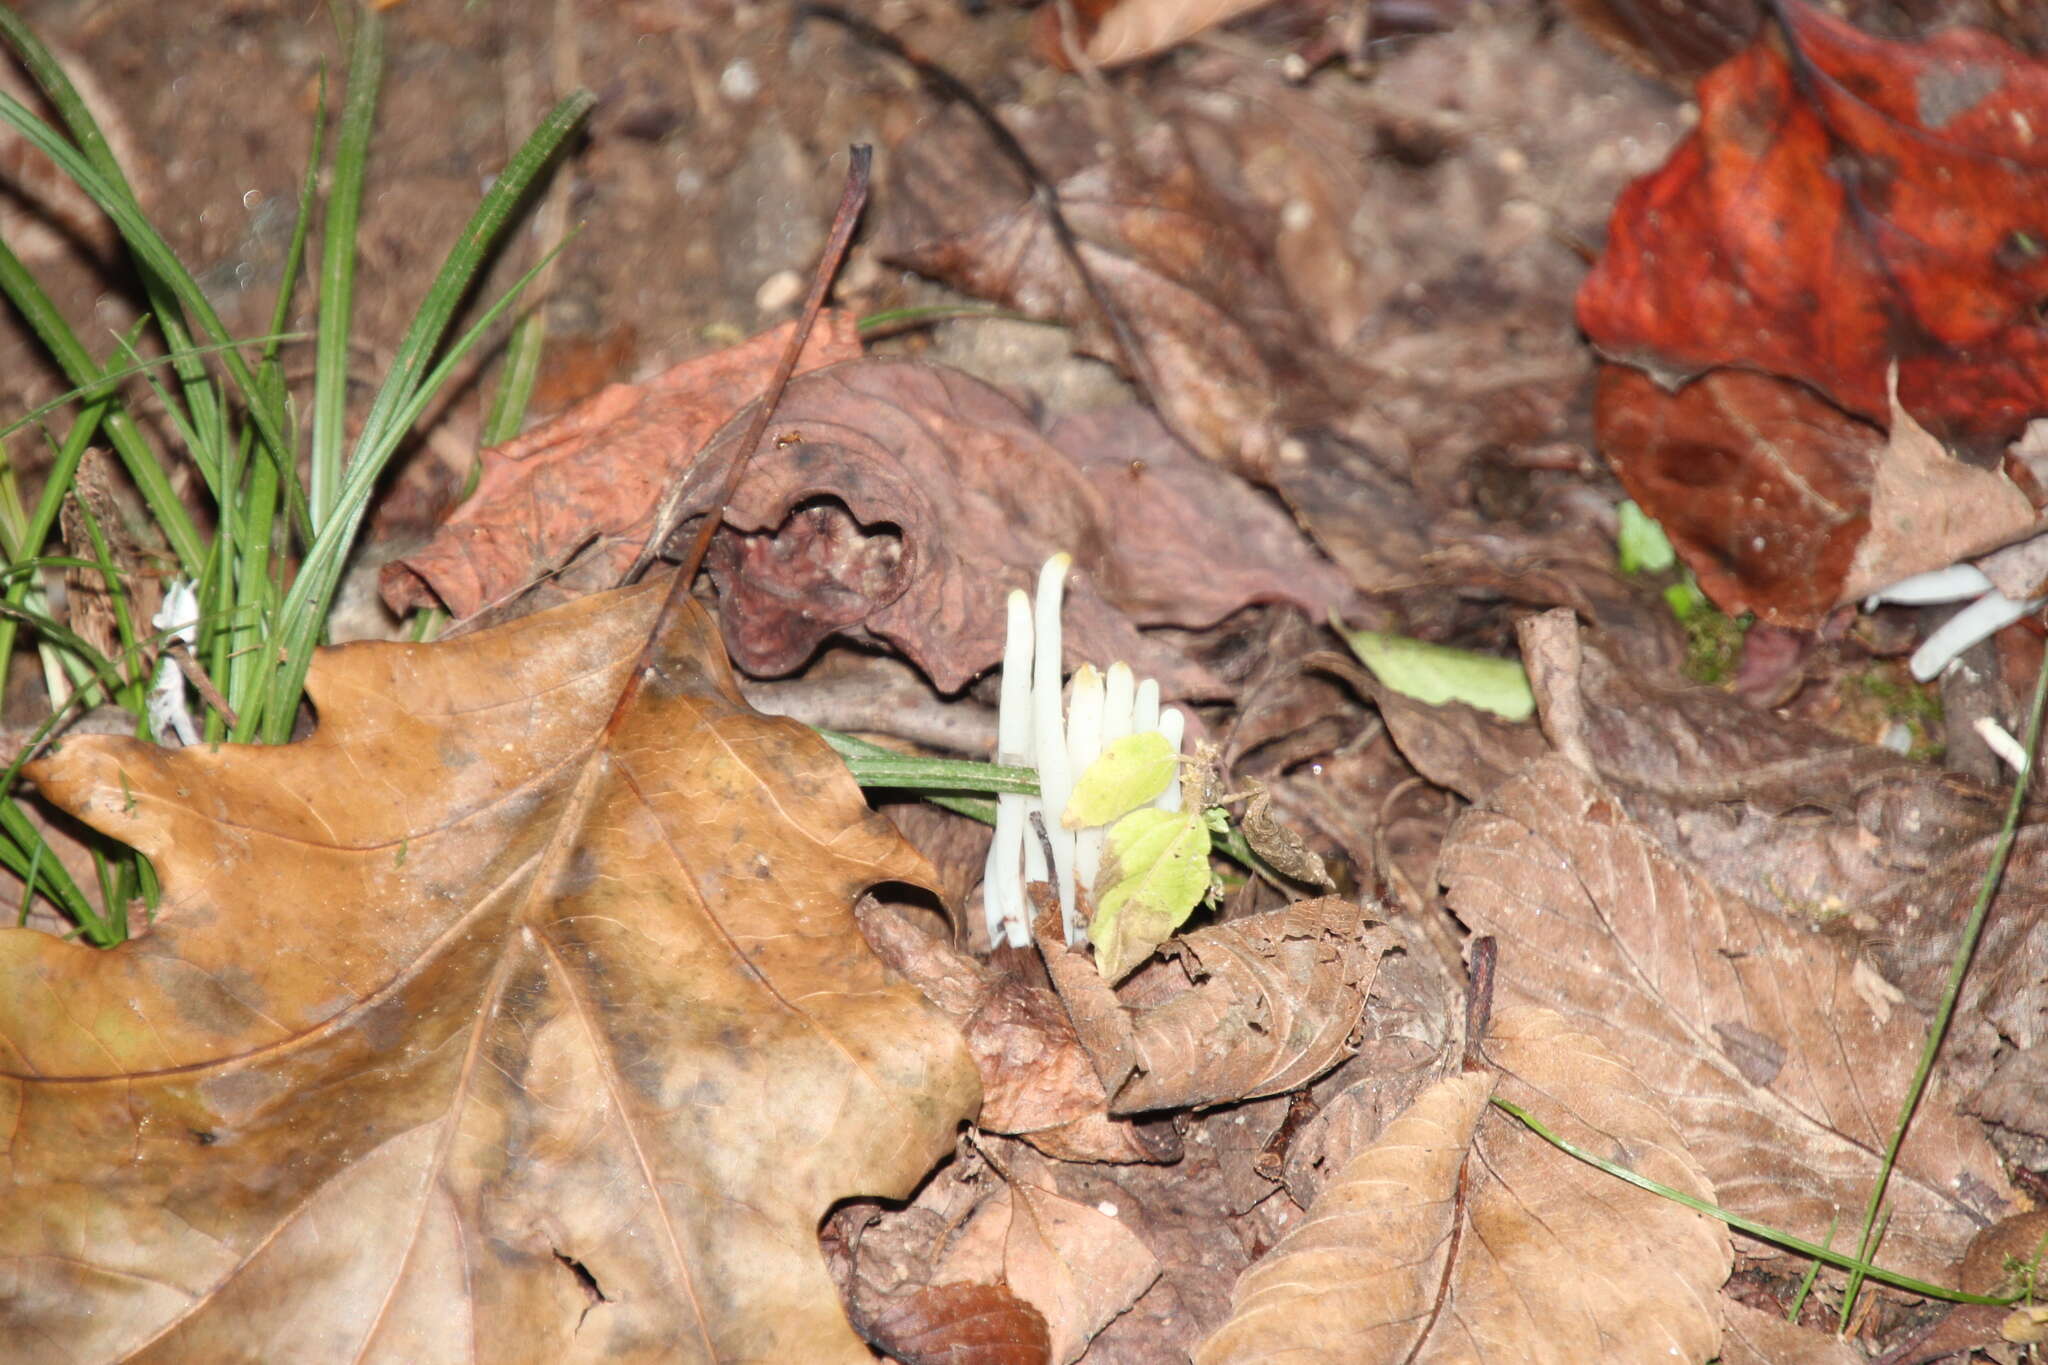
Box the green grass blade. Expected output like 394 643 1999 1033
311 13 382 534
249 91 594 741
0 237 207 575
0 90 293 496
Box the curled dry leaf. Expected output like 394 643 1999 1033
1580 3 2048 444
1440 756 2016 1279
702 359 1340 694
381 312 863 618
1194 1006 1730 1364
2 584 980 1362
1042 897 1393 1114
858 1281 1052 1365
858 898 1180 1165
1034 0 1279 70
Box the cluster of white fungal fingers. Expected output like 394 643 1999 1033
1866 564 2047 682
983 554 1185 949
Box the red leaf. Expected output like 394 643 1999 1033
1592 364 1875 624
1578 3 2048 443
861 1282 1052 1365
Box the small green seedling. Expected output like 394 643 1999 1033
1064 731 1176 829
1332 617 1535 722
1615 499 1677 574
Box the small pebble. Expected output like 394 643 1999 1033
719 59 760 102
754 269 803 314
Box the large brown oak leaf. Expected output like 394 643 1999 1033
0 583 980 1363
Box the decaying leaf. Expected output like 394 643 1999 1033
1089 806 1217 983
1440 755 2017 1278
856 1281 1052 1365
1033 0 1278 70
1044 897 1392 1113
1714 1298 1863 1365
1839 373 2042 605
1236 780 1335 891
381 312 864 618
1591 365 1878 627
1580 3 2048 444
694 359 1350 696
1194 1006 1730 1364
998 1146 1164 1364
2 583 980 1361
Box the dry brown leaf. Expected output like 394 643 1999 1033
1514 614 2005 921
700 362 1347 694
1041 897 1391 1114
1714 1299 1862 1365
1194 1006 1730 1364
1 583 980 1361
381 312 864 618
1440 756 2017 1279
1000 1146 1163 1363
1063 0 1280 69
1840 374 2043 607
857 1281 1052 1365
880 117 1355 479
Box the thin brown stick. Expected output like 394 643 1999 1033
605 146 871 737
796 5 1170 423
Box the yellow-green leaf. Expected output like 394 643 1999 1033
1064 731 1177 829
1333 618 1535 722
1089 807 1211 981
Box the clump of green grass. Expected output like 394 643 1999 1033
0 6 590 943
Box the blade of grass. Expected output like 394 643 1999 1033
249 94 593 740
0 238 207 575
1840 652 2048 1323
1490 1096 2017 1306
310 12 382 534
0 9 232 491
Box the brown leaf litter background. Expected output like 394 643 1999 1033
10 0 2048 1362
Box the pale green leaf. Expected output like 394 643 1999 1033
1616 499 1677 575
1065 731 1177 829
1333 619 1535 722
1089 807 1211 982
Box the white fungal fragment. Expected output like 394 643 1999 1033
982 556 1187 952
985 588 1036 948
1102 664 1137 746
1975 717 2032 775
148 578 201 747
1153 706 1187 813
1864 563 1993 611
1910 588 2045 681
1033 555 1081 941
1067 665 1108 898
1133 677 1160 735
